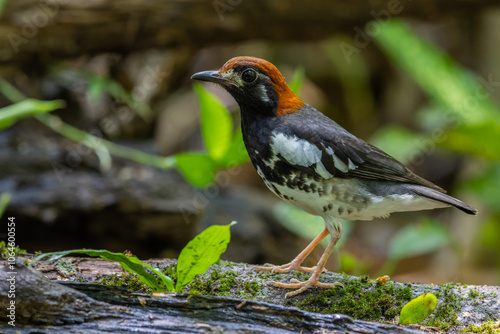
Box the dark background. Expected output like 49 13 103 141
0 0 499 286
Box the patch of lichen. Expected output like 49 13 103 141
54 259 76 276
96 272 152 293
462 320 500 334
287 275 413 321
422 283 463 331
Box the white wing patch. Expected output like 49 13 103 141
270 132 333 179
270 132 358 178
348 158 358 170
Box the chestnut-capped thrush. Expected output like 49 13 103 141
191 56 477 297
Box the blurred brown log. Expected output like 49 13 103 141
0 0 498 63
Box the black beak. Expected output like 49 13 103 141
191 70 232 85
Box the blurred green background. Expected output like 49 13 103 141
0 0 499 286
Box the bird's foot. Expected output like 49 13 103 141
268 277 344 297
253 261 326 274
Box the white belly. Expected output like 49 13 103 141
258 171 449 221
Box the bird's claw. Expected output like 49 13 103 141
253 262 326 274
266 277 343 297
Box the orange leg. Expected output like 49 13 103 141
253 228 329 273
273 231 343 297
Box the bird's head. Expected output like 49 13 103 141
191 56 305 116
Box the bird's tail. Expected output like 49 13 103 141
412 186 478 215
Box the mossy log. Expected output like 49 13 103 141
1 258 499 333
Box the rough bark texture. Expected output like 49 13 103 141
0 0 498 63
1 259 499 333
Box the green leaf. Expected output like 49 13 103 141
0 99 65 130
194 83 233 163
0 193 11 219
289 66 305 95
388 218 449 261
219 127 250 168
32 249 174 292
175 222 236 292
175 152 218 187
399 293 438 325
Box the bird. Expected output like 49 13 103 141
191 56 478 297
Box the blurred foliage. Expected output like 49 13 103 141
0 0 5 17
0 99 64 130
51 66 153 121
0 76 65 130
388 218 449 262
0 193 11 219
376 218 450 276
373 20 500 160
174 84 249 187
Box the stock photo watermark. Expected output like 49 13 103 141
213 0 243 22
4 216 18 326
7 0 66 54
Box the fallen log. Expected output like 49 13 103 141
1 258 499 333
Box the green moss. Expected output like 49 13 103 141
244 280 260 295
0 240 26 259
288 276 413 321
189 270 232 296
462 320 500 333
187 268 268 299
423 283 463 331
96 272 151 293
468 288 480 299
162 264 177 282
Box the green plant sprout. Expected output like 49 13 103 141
31 222 236 292
175 221 236 292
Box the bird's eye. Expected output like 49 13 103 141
242 69 257 83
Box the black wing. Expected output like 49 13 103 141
274 107 445 192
